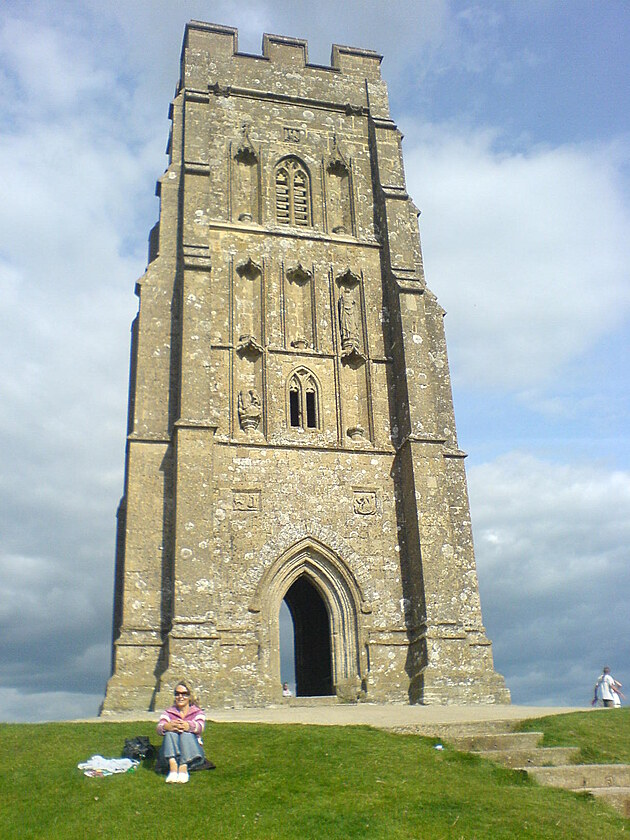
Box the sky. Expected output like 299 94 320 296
1 0 629 721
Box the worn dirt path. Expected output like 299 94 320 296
95 703 584 730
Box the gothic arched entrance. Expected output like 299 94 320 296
250 536 369 701
284 575 333 696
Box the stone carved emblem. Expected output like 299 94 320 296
237 388 262 431
233 490 261 511
353 490 377 515
283 127 302 143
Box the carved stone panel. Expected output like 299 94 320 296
233 489 261 511
353 490 377 516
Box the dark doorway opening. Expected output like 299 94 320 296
283 575 333 697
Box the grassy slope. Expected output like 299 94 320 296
1 718 628 840
517 707 630 764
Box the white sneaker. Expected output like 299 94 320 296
178 768 189 784
165 771 179 783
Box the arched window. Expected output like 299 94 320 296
288 369 319 430
276 158 311 227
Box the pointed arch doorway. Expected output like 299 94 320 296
282 575 333 697
251 536 369 702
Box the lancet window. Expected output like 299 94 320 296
276 158 311 227
288 369 319 429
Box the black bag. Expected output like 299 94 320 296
122 736 156 761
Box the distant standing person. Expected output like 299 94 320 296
157 679 206 783
593 667 623 708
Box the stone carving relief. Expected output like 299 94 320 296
237 388 262 431
283 127 302 143
233 489 261 511
353 490 377 515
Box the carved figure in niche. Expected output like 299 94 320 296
234 124 259 223
238 388 262 431
338 291 360 351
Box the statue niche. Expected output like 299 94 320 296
326 136 352 235
235 257 262 351
234 257 264 436
285 263 314 350
337 270 364 361
233 124 260 224
238 388 262 432
337 270 369 442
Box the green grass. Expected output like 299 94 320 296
517 707 630 764
1 718 628 839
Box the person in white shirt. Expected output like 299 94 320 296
593 667 623 708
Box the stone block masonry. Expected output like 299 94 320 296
101 20 509 713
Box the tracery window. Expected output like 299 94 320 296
276 158 311 227
288 369 319 429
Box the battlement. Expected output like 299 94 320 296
183 19 383 80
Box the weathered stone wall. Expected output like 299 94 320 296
102 21 509 713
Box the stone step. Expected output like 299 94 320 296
388 719 519 739
282 696 341 707
578 786 630 818
479 746 579 768
447 731 543 751
526 764 630 790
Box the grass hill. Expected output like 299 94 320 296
2 710 629 839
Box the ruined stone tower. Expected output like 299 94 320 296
102 21 509 712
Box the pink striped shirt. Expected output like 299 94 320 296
157 704 205 736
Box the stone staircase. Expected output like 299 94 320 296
439 721 630 818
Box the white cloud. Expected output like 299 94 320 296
404 125 630 389
0 17 114 116
469 453 630 704
0 1 628 720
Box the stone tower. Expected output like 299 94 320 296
102 21 509 712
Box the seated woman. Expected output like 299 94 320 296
157 679 206 783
